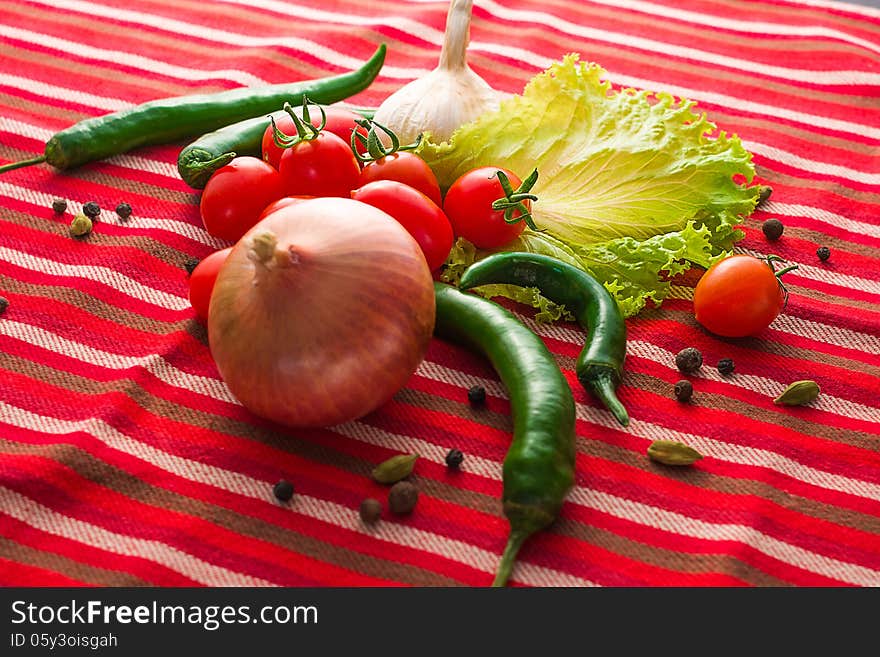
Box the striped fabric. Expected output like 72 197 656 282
1 0 879 587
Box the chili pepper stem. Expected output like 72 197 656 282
589 372 629 426
492 529 531 587
0 155 47 174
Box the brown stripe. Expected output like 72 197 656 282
0 351 797 584
623 365 880 455
756 165 880 205
0 439 464 587
1 204 201 266
710 109 880 156
1 41 212 99
0 141 198 206
0 535 151 586
741 215 880 261
552 518 789 586
0 274 199 340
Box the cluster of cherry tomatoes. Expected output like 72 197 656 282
189 102 535 321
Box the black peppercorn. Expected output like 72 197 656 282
0 296 8 315
82 201 101 219
388 481 418 515
359 498 382 524
717 358 735 376
674 347 703 374
467 385 486 406
762 218 784 241
816 246 831 262
674 380 693 402
272 479 294 502
52 198 67 214
445 448 464 470
183 257 200 276
116 202 132 221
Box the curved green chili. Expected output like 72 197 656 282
459 252 630 426
433 283 576 587
0 44 386 175
177 106 376 189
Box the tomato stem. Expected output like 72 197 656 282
271 97 327 150
491 168 540 230
351 119 421 164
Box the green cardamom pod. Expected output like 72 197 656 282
371 454 418 484
69 213 92 237
773 380 820 406
647 440 703 466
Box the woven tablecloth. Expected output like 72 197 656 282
1 0 879 587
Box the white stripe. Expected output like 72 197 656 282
20 0 429 80
533 317 880 424
767 202 880 240
471 0 880 86
738 247 880 296
569 488 880 585
568 0 880 55
471 42 880 142
0 401 594 587
0 320 235 401
0 179 226 249
787 0 880 19
0 485 271 586
745 140 880 187
222 0 880 85
10 0 880 144
0 25 266 87
0 73 133 113
0 248 190 312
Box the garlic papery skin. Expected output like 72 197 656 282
372 0 500 144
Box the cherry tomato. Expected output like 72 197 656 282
351 180 453 271
277 132 361 198
200 157 284 243
188 247 232 322
693 254 790 337
358 152 442 207
443 166 529 249
262 107 368 169
257 196 315 222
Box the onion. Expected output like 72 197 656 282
208 197 436 428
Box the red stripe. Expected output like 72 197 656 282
0 557 89 586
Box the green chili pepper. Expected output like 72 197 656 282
459 252 630 426
0 44 386 175
177 106 375 189
433 283 576 587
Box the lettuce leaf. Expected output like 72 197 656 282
422 55 759 318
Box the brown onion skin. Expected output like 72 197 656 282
208 197 436 428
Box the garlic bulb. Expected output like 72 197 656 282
372 0 500 144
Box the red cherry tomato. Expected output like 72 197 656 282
200 157 284 243
358 152 442 207
257 196 315 222
262 107 368 169
443 167 529 249
351 180 453 271
188 247 232 322
277 132 361 198
693 254 791 337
